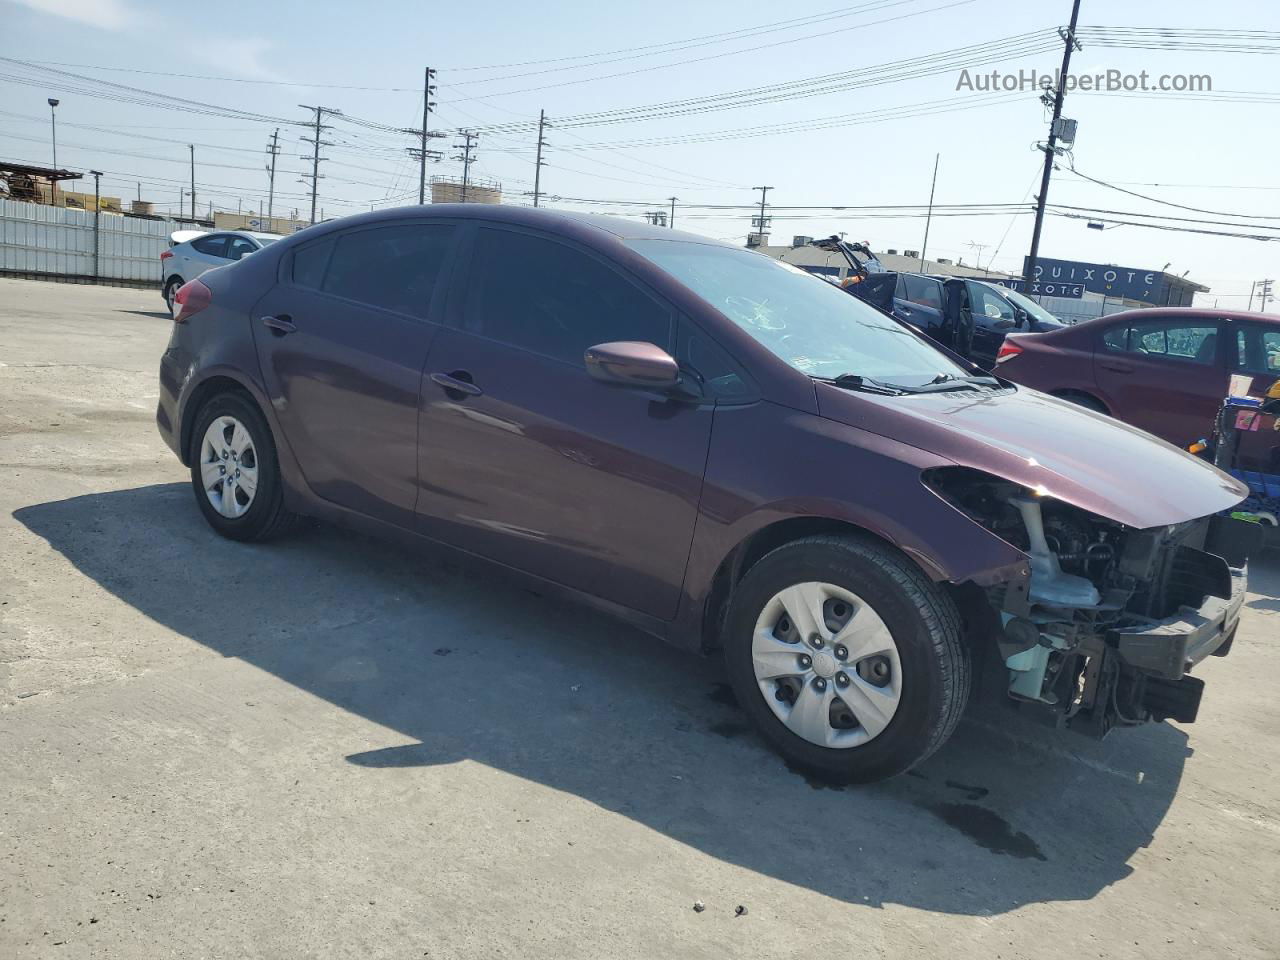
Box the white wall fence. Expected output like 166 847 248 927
0 198 170 284
1038 293 1137 326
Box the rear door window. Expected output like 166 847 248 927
320 223 456 318
191 234 229 258
1106 320 1219 365
460 227 673 364
902 275 943 310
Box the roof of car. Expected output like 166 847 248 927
285 203 733 247
1081 307 1280 326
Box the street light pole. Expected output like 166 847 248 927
48 98 60 205
89 169 102 279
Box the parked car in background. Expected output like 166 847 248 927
161 230 280 316
855 273 1064 368
996 308 1280 468
156 207 1251 783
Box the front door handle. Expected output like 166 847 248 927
1099 361 1134 374
262 315 296 336
430 371 483 398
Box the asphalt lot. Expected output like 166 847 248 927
1 276 1278 959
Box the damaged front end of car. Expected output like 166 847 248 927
926 467 1256 738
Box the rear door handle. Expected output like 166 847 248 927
262 315 296 336
430 372 483 398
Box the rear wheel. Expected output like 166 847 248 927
189 392 297 541
164 276 184 317
723 535 968 783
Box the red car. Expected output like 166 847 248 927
997 308 1280 469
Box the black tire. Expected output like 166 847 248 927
723 534 969 784
1056 391 1108 415
164 276 184 317
188 391 298 542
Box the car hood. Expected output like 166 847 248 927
815 381 1247 529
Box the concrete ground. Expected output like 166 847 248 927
1 277 1277 960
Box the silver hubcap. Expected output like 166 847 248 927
752 582 902 749
198 415 259 519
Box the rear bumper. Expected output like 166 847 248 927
156 347 185 461
1114 564 1247 680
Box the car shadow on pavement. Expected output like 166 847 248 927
16 483 1201 916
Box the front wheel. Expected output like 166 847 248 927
723 535 969 784
189 392 297 541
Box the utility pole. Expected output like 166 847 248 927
48 98 59 205
299 104 339 224
89 169 102 279
189 144 196 220
1024 0 1083 288
1259 279 1275 312
403 68 444 205
920 153 940 268
453 129 479 203
1248 280 1258 311
750 185 772 246
421 68 435 204
532 110 549 207
265 128 280 221
668 196 677 229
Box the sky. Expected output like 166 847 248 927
1 0 1277 307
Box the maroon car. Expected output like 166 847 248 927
157 207 1251 783
996 308 1280 470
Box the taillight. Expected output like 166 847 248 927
173 278 212 323
160 250 173 261
995 339 1025 363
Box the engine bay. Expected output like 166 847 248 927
925 467 1249 737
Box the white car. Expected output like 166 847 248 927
161 230 280 315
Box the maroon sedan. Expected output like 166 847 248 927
157 207 1251 783
996 308 1280 466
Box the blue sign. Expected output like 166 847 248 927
995 277 1084 299
1021 257 1169 302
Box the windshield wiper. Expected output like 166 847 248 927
907 374 1002 394
819 374 907 396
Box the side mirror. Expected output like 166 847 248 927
585 341 681 391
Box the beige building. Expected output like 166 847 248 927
31 183 123 213
212 212 309 235
429 176 502 205
753 235 1015 284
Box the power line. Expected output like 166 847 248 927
439 0 973 94
466 30 1061 131
1062 164 1280 220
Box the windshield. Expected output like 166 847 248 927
627 239 966 387
995 284 1061 326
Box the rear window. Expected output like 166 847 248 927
191 235 228 258
322 224 455 318
902 275 943 310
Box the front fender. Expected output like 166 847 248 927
671 401 1029 647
